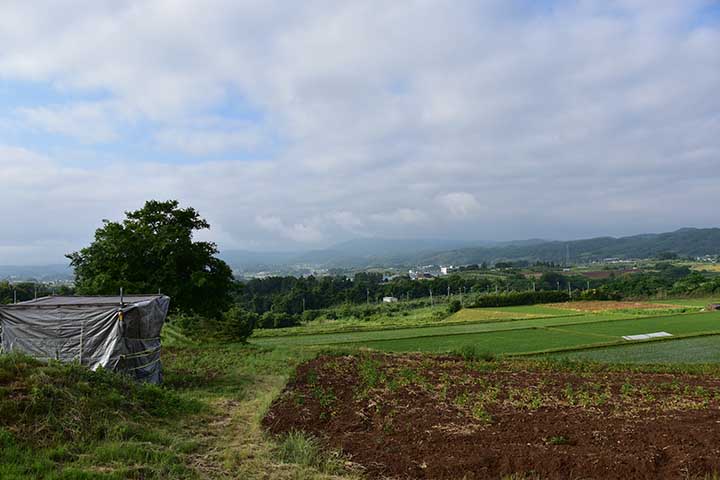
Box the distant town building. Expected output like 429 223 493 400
440 266 455 275
408 270 435 280
383 296 399 303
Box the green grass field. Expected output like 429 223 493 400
251 303 579 339
661 297 720 307
252 303 720 359
540 334 720 363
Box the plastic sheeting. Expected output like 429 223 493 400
0 295 170 384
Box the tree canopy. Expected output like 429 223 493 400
67 200 234 317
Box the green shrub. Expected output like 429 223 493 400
259 311 300 329
169 312 206 338
301 309 321 323
219 306 257 342
466 290 569 308
447 299 462 314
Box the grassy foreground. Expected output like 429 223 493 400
3 338 720 478
0 339 357 480
0 352 202 479
3 298 720 478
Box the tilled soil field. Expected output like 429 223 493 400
547 301 681 312
263 353 720 479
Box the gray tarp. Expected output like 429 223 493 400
0 295 170 384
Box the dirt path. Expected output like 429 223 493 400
187 375 352 480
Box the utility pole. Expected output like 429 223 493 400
532 281 536 292
366 288 369 305
566 243 570 267
586 280 590 291
302 296 306 312
429 288 434 306
447 285 450 298
557 281 560 291
568 282 572 297
13 289 17 304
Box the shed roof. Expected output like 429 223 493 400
8 295 165 307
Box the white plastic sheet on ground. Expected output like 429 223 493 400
622 331 673 341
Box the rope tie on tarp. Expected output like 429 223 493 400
120 346 161 359
123 357 161 371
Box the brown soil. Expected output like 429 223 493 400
263 353 720 479
548 301 680 312
581 270 639 280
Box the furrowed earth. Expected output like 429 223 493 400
263 353 720 480
546 301 680 312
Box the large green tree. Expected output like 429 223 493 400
67 200 234 317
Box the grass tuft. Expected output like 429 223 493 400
276 430 343 474
453 344 496 362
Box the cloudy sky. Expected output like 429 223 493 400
1 0 719 264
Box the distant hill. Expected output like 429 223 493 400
219 250 304 271
0 264 73 282
222 228 720 271
5 228 719 278
418 227 720 266
222 238 481 270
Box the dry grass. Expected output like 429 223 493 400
548 301 680 312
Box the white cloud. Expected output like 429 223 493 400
0 1 718 262
15 102 120 143
155 127 262 155
327 211 365 233
436 192 484 218
255 216 324 244
370 208 428 225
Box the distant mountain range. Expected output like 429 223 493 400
221 227 720 271
0 264 73 282
3 228 719 280
220 238 482 271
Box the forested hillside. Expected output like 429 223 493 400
422 228 720 265
222 228 720 270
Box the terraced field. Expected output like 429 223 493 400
252 300 720 357
540 334 720 364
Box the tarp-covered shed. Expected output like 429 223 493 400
0 295 170 384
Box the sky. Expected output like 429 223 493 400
1 0 719 264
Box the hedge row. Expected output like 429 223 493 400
466 290 570 308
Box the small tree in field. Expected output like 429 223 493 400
220 306 257 342
67 200 234 318
447 299 462 314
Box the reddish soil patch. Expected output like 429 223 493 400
581 269 639 280
548 301 679 312
263 353 720 479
